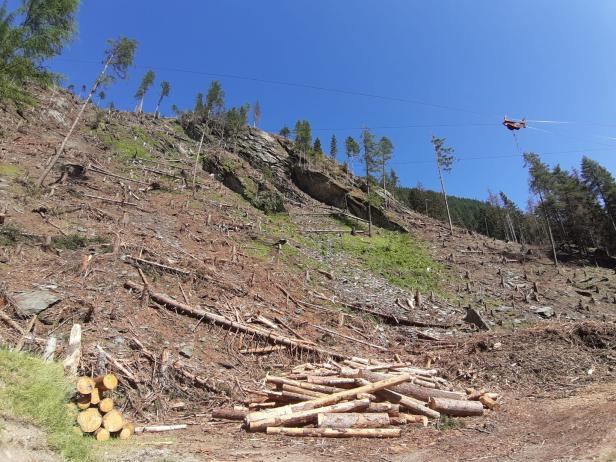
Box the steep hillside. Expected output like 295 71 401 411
1 88 615 461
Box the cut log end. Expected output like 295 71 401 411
102 409 124 432
77 408 102 433
94 373 118 391
94 427 110 441
119 422 135 440
76 376 95 395
99 397 114 414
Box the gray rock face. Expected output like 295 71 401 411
13 290 62 316
179 343 194 359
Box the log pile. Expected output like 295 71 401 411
74 373 134 441
213 358 500 438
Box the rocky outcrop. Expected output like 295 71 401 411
291 166 408 232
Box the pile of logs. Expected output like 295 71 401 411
213 358 499 438
74 373 134 441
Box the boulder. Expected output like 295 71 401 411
13 290 62 317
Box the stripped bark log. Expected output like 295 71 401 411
373 388 440 419
245 375 411 427
317 412 390 429
212 408 248 421
266 427 400 438
428 397 484 417
248 398 371 432
357 370 465 402
134 424 187 434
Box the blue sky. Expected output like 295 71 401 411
39 0 616 207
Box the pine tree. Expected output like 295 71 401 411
362 128 378 236
0 0 79 105
344 136 360 175
37 37 137 187
205 80 225 115
377 136 394 206
294 120 312 162
313 137 322 154
279 126 290 138
330 134 338 159
252 100 261 127
154 80 170 119
134 69 155 113
194 92 204 116
432 136 455 235
581 156 616 235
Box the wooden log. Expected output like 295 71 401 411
366 402 400 416
102 409 124 432
266 427 400 438
94 427 110 442
124 281 345 360
245 374 411 426
282 384 326 398
89 387 101 405
99 398 114 413
428 397 484 417
318 412 390 429
76 376 95 395
77 408 102 433
390 413 429 427
134 424 187 434
212 407 248 421
239 345 286 354
94 374 118 392
358 370 465 402
374 388 440 419
119 422 135 440
267 376 339 394
63 324 81 377
479 395 500 410
248 398 371 432
307 376 359 387
76 394 91 410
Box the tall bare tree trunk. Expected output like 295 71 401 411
191 125 206 197
37 57 113 188
436 162 453 235
538 191 558 267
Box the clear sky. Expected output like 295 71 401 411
39 0 616 208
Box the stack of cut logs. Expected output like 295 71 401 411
213 358 499 438
74 374 134 441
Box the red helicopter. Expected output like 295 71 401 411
502 117 526 131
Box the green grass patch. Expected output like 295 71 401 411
438 415 465 431
0 225 32 246
0 163 24 178
0 349 97 461
339 230 442 293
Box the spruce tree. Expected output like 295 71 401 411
205 80 225 115
361 128 377 236
377 136 394 205
37 36 137 187
330 134 338 159
154 80 170 119
344 136 360 175
313 137 322 155
581 156 616 235
194 92 204 116
279 126 290 138
134 69 155 113
0 0 80 105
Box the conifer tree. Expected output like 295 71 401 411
279 126 290 139
252 100 261 127
194 92 204 116
581 156 616 235
330 134 338 159
294 120 312 162
313 137 322 155
361 128 377 236
205 80 225 115
0 0 80 105
377 136 394 205
37 37 137 187
432 135 455 235
344 136 360 175
134 69 155 113
154 80 170 119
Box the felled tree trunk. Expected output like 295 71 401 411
266 427 400 438
77 408 102 433
317 412 390 429
212 408 249 421
102 409 124 432
428 397 484 417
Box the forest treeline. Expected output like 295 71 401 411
396 154 616 256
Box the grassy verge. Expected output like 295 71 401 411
339 230 443 293
0 349 97 462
